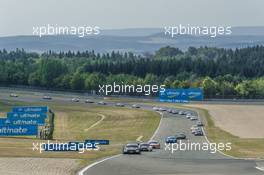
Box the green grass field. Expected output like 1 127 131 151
197 108 264 159
0 100 160 164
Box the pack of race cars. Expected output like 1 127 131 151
153 106 204 137
123 140 160 154
123 107 204 154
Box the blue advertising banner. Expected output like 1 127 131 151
12 106 48 113
1 118 45 125
7 112 47 119
0 118 10 125
85 139 110 145
159 88 203 103
185 88 204 100
0 125 38 136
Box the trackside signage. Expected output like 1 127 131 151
0 118 10 125
12 106 49 113
0 106 49 136
0 125 38 136
159 88 203 103
85 139 110 145
0 118 45 125
7 112 47 119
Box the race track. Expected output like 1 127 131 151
82 108 262 175
0 88 263 175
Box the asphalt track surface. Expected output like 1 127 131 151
82 112 262 175
0 89 263 175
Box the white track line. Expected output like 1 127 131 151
78 154 122 175
196 110 240 159
256 166 264 171
84 114 105 132
201 127 238 159
150 112 163 141
78 110 164 175
196 109 264 161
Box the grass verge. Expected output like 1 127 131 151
0 100 160 172
137 101 264 159
197 107 264 159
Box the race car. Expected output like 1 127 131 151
148 140 161 149
165 136 177 143
123 143 141 154
10 93 18 97
43 95 52 100
139 143 153 152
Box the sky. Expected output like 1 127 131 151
0 0 264 36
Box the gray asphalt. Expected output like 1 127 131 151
0 89 263 175
82 111 263 175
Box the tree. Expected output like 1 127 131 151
70 73 84 90
163 76 175 88
218 81 236 98
1 46 264 98
155 46 183 57
202 77 218 97
85 73 105 90
28 72 40 86
171 80 181 88
144 74 159 84
38 58 67 87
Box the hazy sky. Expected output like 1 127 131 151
1 0 264 36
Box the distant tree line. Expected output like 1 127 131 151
0 46 264 98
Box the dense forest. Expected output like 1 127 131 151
0 46 264 98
